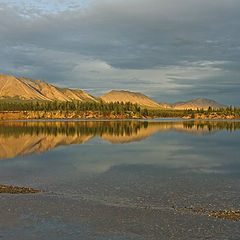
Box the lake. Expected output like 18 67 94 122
0 120 239 240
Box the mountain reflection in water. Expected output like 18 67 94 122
0 120 239 160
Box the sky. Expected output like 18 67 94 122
0 0 239 105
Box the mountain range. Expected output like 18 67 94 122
0 74 226 109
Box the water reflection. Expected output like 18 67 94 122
0 120 239 161
0 120 240 239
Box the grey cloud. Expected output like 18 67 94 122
0 0 240 104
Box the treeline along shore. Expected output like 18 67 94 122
0 100 239 120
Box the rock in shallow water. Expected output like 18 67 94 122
0 184 39 194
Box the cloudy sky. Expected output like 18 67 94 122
0 0 239 105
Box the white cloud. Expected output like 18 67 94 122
70 58 227 97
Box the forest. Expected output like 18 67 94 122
0 100 185 118
0 100 239 119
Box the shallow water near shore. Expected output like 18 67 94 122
0 120 239 240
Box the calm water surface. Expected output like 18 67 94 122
0 120 239 240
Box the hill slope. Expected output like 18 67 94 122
0 74 96 102
0 74 49 100
159 98 226 110
100 90 160 108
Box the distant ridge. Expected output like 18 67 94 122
99 90 160 108
0 74 96 102
159 98 226 110
0 74 227 109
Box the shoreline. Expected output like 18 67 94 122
0 111 239 121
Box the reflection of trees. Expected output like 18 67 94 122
183 121 240 132
0 121 239 138
0 121 150 138
0 120 239 160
